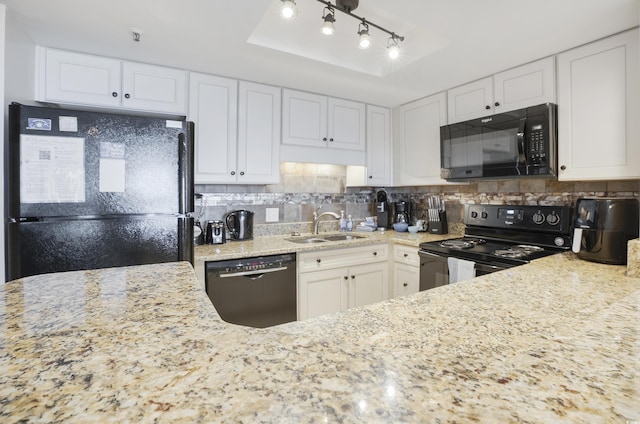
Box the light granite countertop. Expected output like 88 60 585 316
1 247 639 423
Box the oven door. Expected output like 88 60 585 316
418 250 509 291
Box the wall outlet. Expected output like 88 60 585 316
266 207 279 223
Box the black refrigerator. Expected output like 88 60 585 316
5 103 194 281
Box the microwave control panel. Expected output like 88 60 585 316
528 122 546 165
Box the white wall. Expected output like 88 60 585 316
0 4 5 283
2 4 37 282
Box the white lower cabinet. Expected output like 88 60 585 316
392 245 420 297
298 244 388 320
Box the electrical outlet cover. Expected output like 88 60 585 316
266 207 279 222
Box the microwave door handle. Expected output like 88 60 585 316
516 119 527 165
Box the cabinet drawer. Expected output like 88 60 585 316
393 245 419 266
298 243 388 272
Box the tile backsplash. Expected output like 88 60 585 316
195 163 640 236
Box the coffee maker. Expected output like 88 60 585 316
572 197 639 264
375 190 391 229
393 200 411 224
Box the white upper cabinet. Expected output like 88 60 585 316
120 62 187 114
189 73 238 184
557 29 639 181
365 105 392 186
189 74 281 185
281 89 366 165
393 92 449 186
346 105 392 186
447 56 556 123
282 90 327 147
36 47 187 115
236 81 281 184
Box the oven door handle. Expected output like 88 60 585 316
473 262 505 274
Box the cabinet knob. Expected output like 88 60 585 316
239 171 245 176
322 137 327 142
112 92 118 98
403 253 409 258
351 275 355 279
560 165 566 171
316 258 321 263
368 175 373 179
230 171 236 175
343 276 348 280
329 138 334 142
124 93 131 99
485 105 491 110
403 282 408 287
494 101 500 107
373 251 377 256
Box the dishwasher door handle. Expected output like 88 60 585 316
218 266 290 279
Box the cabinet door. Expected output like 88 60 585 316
189 72 238 184
282 89 327 147
557 29 640 181
393 92 449 185
393 262 419 298
349 262 388 309
327 98 366 151
237 81 281 184
447 77 493 123
298 268 348 320
494 56 555 113
40 48 121 107
365 105 392 185
121 62 187 114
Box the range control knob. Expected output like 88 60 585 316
481 211 488 219
546 213 560 226
532 211 545 224
470 211 479 219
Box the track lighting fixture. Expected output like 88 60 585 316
321 6 336 35
279 0 405 57
387 35 400 59
280 0 297 20
357 21 370 49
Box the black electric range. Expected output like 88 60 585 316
418 204 573 290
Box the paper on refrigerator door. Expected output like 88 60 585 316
20 134 85 203
99 142 126 193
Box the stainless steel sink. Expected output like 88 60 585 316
285 237 329 244
322 234 365 241
285 234 366 244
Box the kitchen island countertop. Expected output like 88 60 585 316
1 252 639 423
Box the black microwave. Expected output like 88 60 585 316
440 103 557 181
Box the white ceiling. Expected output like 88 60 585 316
3 0 639 107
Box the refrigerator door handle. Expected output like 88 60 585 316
178 123 195 215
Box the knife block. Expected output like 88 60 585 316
428 211 448 234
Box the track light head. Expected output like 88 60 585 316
321 7 336 35
280 0 297 20
387 35 400 59
358 22 370 49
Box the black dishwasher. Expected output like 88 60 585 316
205 253 296 328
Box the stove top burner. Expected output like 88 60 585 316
439 238 485 249
493 245 545 258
